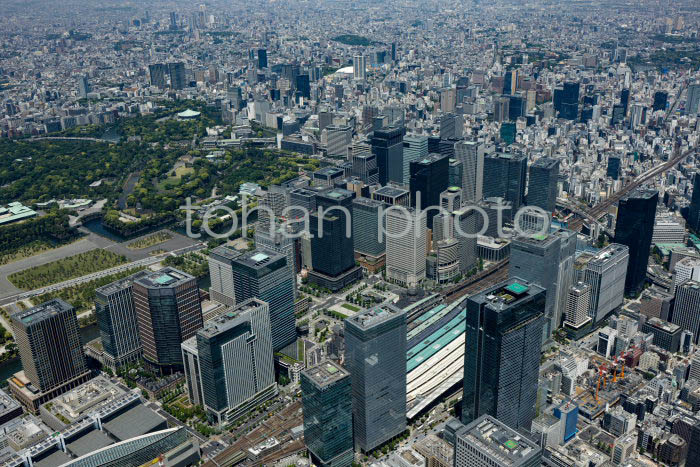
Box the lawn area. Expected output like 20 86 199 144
126 231 173 249
157 165 194 190
0 239 79 266
341 303 359 312
8 249 128 290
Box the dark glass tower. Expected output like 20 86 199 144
168 62 186 90
309 188 362 292
613 188 658 296
301 361 354 467
231 249 296 351
462 279 545 431
607 156 622 180
133 268 203 373
409 153 449 228
257 48 268 69
345 305 407 452
653 91 668 111
483 153 527 221
371 126 405 185
527 158 559 213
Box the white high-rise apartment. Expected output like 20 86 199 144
564 282 592 329
385 208 426 287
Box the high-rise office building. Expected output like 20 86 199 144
309 188 363 291
483 153 527 221
208 244 242 306
510 229 576 341
687 419 700 466
409 153 449 228
351 144 379 185
231 249 296 351
353 55 367 81
169 11 178 29
385 207 427 287
653 91 668 111
168 62 186 90
345 305 407 452
372 186 410 207
133 268 203 373
371 126 405 185
553 81 579 120
454 415 542 467
9 299 91 413
182 298 276 425
326 125 352 158
352 197 386 260
449 158 463 189
563 282 592 329
527 158 559 213
77 75 90 98
95 271 149 369
607 155 622 180
672 280 700 344
614 188 658 296
454 141 485 202
402 135 429 186
574 244 629 324
148 63 169 88
688 173 700 232
687 82 700 116
462 280 545 431
301 361 354 467
257 48 268 69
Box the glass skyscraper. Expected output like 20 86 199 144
231 249 296 351
483 152 527 222
301 361 354 466
371 126 405 185
614 188 658 296
95 270 149 369
409 153 449 229
527 158 559 213
345 305 407 452
688 173 700 232
462 279 545 431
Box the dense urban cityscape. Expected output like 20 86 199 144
1 0 700 466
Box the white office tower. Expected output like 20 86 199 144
385 208 426 287
326 125 352 158
454 141 484 202
353 55 367 81
181 298 276 425
672 280 700 344
574 244 629 324
672 257 700 293
564 282 592 329
208 245 241 306
257 184 289 234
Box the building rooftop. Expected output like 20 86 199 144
197 298 267 339
622 187 658 201
645 317 681 333
373 185 409 198
458 415 540 466
472 279 545 311
11 298 73 326
101 403 166 441
302 361 350 388
232 249 285 269
314 166 344 177
0 202 37 225
95 270 150 296
133 267 194 289
209 244 243 263
346 304 404 330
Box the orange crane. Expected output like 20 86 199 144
612 356 618 383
